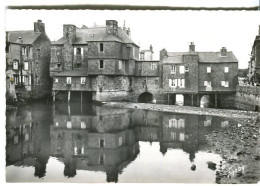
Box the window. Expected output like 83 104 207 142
55 78 58 83
119 137 123 146
100 43 104 52
207 67 211 73
179 133 185 141
151 62 156 70
22 47 26 56
221 81 229 87
100 139 105 148
66 77 71 84
185 66 189 72
178 119 185 128
224 67 229 73
99 155 104 165
67 121 72 129
180 79 185 88
118 60 122 70
81 121 86 129
169 118 177 128
81 77 86 84
171 65 176 74
6 43 10 53
13 60 18 70
23 76 30 85
14 135 19 144
36 76 40 85
179 66 185 74
221 121 229 128
169 79 178 87
99 60 104 69
140 53 144 60
14 75 19 85
55 122 59 127
204 81 211 87
170 132 176 140
24 62 29 70
77 48 82 55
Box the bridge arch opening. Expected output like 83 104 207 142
138 92 155 103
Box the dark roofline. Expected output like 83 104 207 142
137 60 159 62
52 39 139 47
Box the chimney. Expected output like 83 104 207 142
6 32 9 42
34 20 45 33
126 28 131 36
189 42 195 52
18 37 23 44
106 20 118 35
150 44 153 52
221 47 227 57
63 24 76 44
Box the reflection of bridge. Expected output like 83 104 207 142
6 103 238 182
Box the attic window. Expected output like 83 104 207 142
91 34 94 38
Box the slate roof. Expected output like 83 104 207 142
54 70 88 77
53 26 137 46
163 51 238 64
8 30 41 44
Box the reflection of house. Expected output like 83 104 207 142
6 20 51 101
50 104 139 182
6 104 52 178
6 104 239 181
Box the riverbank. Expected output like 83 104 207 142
102 102 259 119
205 115 260 184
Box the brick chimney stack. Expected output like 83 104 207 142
189 42 195 52
106 20 118 36
34 20 45 33
221 47 227 57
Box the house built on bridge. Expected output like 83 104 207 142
50 20 238 108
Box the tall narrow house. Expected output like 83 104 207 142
50 20 139 102
6 20 51 102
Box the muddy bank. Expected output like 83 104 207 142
205 116 260 184
102 102 258 119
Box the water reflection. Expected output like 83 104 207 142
6 103 238 183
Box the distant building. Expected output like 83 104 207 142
248 25 260 84
140 45 153 61
6 20 51 102
161 42 238 107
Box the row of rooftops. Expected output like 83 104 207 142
6 19 248 65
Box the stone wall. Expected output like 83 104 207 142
235 85 260 111
198 62 238 92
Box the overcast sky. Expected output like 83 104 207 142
6 10 260 69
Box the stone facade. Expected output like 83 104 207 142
6 20 51 102
50 20 238 108
161 43 238 107
248 25 260 84
235 85 260 111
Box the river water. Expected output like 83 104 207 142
5 102 239 183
